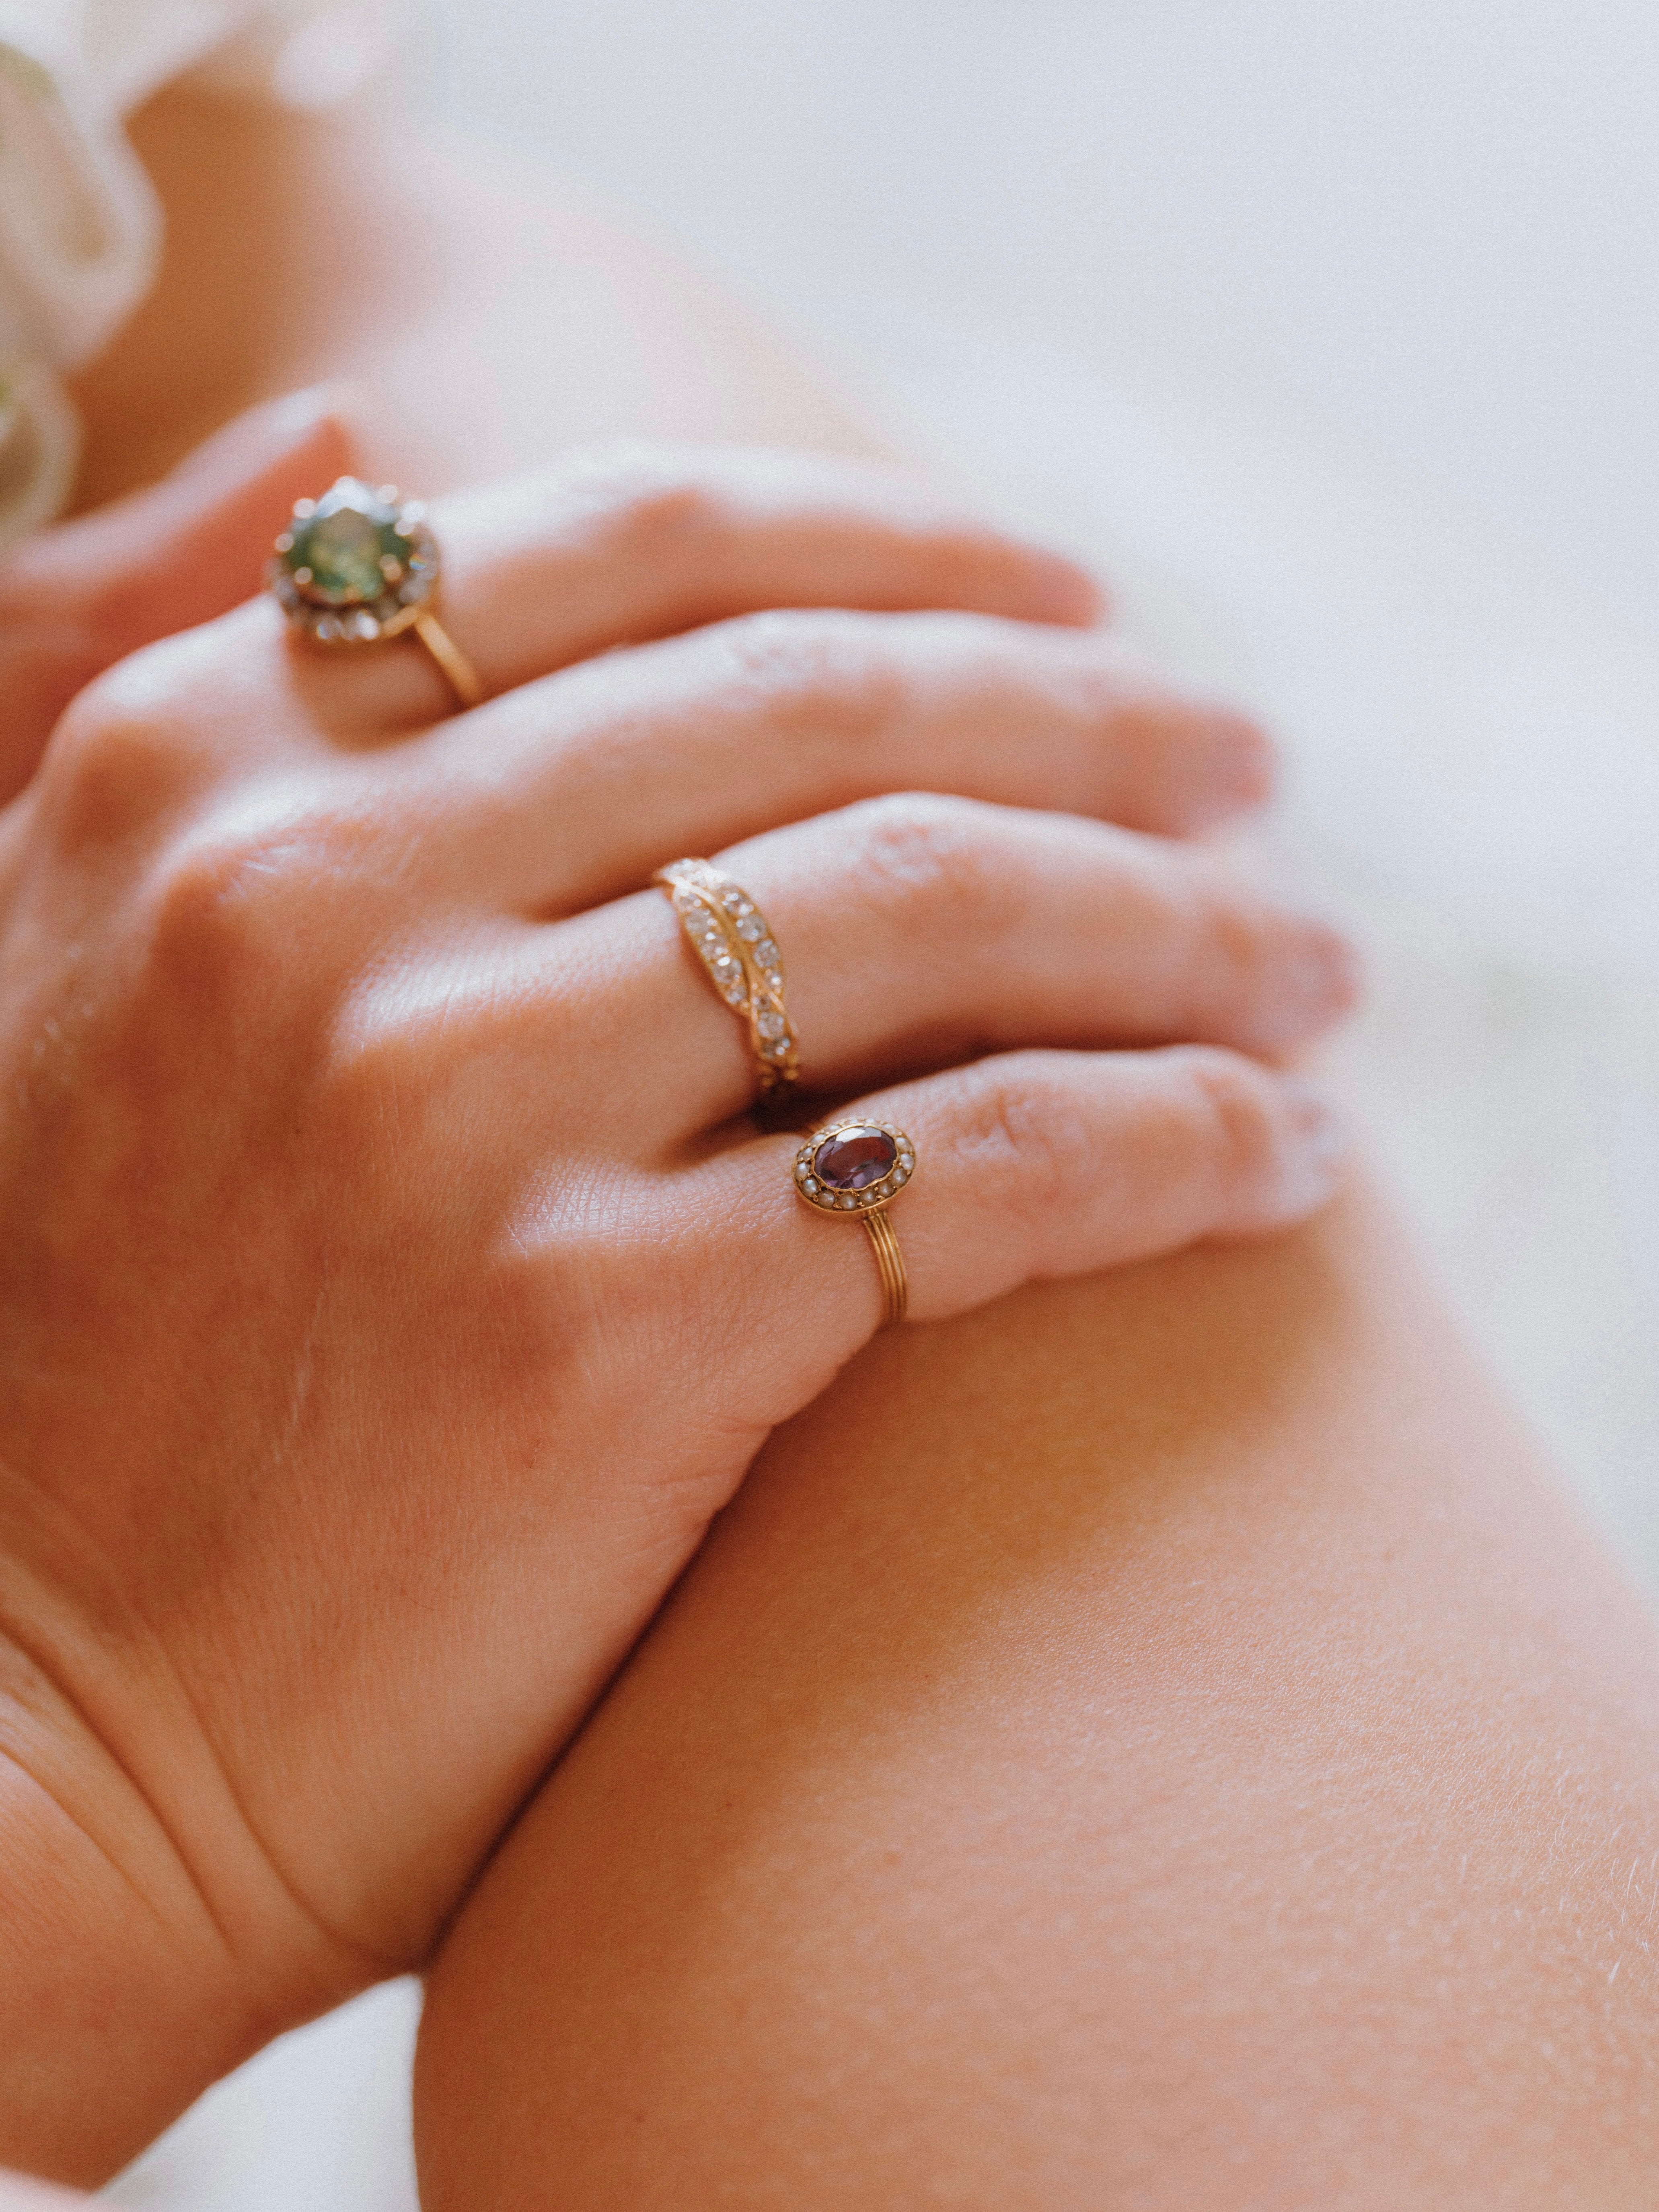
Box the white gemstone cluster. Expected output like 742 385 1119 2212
659 859 799 1091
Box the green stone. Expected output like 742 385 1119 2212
282 478 415 606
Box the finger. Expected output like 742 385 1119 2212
283 445 1105 735
709 1047 1350 1347
0 389 354 803
596 795 1357 1134
415 610 1273 907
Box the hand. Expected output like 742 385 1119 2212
0 442 1356 2179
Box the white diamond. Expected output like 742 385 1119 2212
315 615 343 641
737 917 763 940
757 940 779 965
757 1011 785 1040
769 1038 790 1055
765 970 783 991
722 890 745 912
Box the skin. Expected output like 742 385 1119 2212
4 71 1655 2212
419 1191 1659 2208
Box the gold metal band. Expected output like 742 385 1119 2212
411 608 485 709
654 859 799 1098
861 1207 909 1328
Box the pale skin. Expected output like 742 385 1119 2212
1 78 1656 2211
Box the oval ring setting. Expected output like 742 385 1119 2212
794 1121 915 1215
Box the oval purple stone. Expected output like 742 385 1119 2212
813 1125 897 1192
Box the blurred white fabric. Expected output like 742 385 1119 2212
101 4 1659 2205
0 0 399 548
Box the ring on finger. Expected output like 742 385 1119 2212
794 1118 915 1327
655 859 800 1100
268 477 485 710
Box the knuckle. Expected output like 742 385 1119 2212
1169 1046 1279 1189
144 813 345 1021
563 444 728 556
1188 877 1279 1010
699 608 908 744
948 1055 1093 1223
845 791 1019 937
37 658 205 853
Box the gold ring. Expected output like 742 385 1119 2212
794 1119 915 1327
654 859 799 1099
267 476 485 710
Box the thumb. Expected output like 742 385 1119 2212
0 390 354 802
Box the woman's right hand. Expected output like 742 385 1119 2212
0 442 1356 2181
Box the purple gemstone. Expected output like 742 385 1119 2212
813 1126 897 1192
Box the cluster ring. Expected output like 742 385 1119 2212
794 1119 916 1328
654 859 800 1098
267 475 485 709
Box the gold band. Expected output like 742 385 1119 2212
411 609 485 709
793 1120 916 1329
861 1207 909 1328
654 859 799 1098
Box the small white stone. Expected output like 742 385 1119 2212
315 615 342 641
839 1195 857 1209
803 1178 818 1194
757 1011 785 1040
350 611 380 640
757 940 779 966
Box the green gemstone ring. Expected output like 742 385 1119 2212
267 477 483 708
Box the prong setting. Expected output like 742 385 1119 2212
267 476 440 646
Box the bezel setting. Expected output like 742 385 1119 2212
794 1120 916 1215
267 477 440 646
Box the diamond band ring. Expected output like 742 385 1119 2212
655 859 800 1100
794 1120 915 1327
268 477 485 709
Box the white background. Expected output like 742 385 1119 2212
426 0 1658 633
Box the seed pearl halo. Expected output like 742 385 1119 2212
794 1120 916 1216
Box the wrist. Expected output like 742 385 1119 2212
0 1624 361 2185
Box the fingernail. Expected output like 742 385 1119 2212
1207 710 1276 807
1023 550 1108 628
1308 925 1364 1016
1276 1077 1352 1211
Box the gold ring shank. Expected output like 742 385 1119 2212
411 610 485 709
861 1207 909 1328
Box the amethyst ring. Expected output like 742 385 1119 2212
794 1120 915 1327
